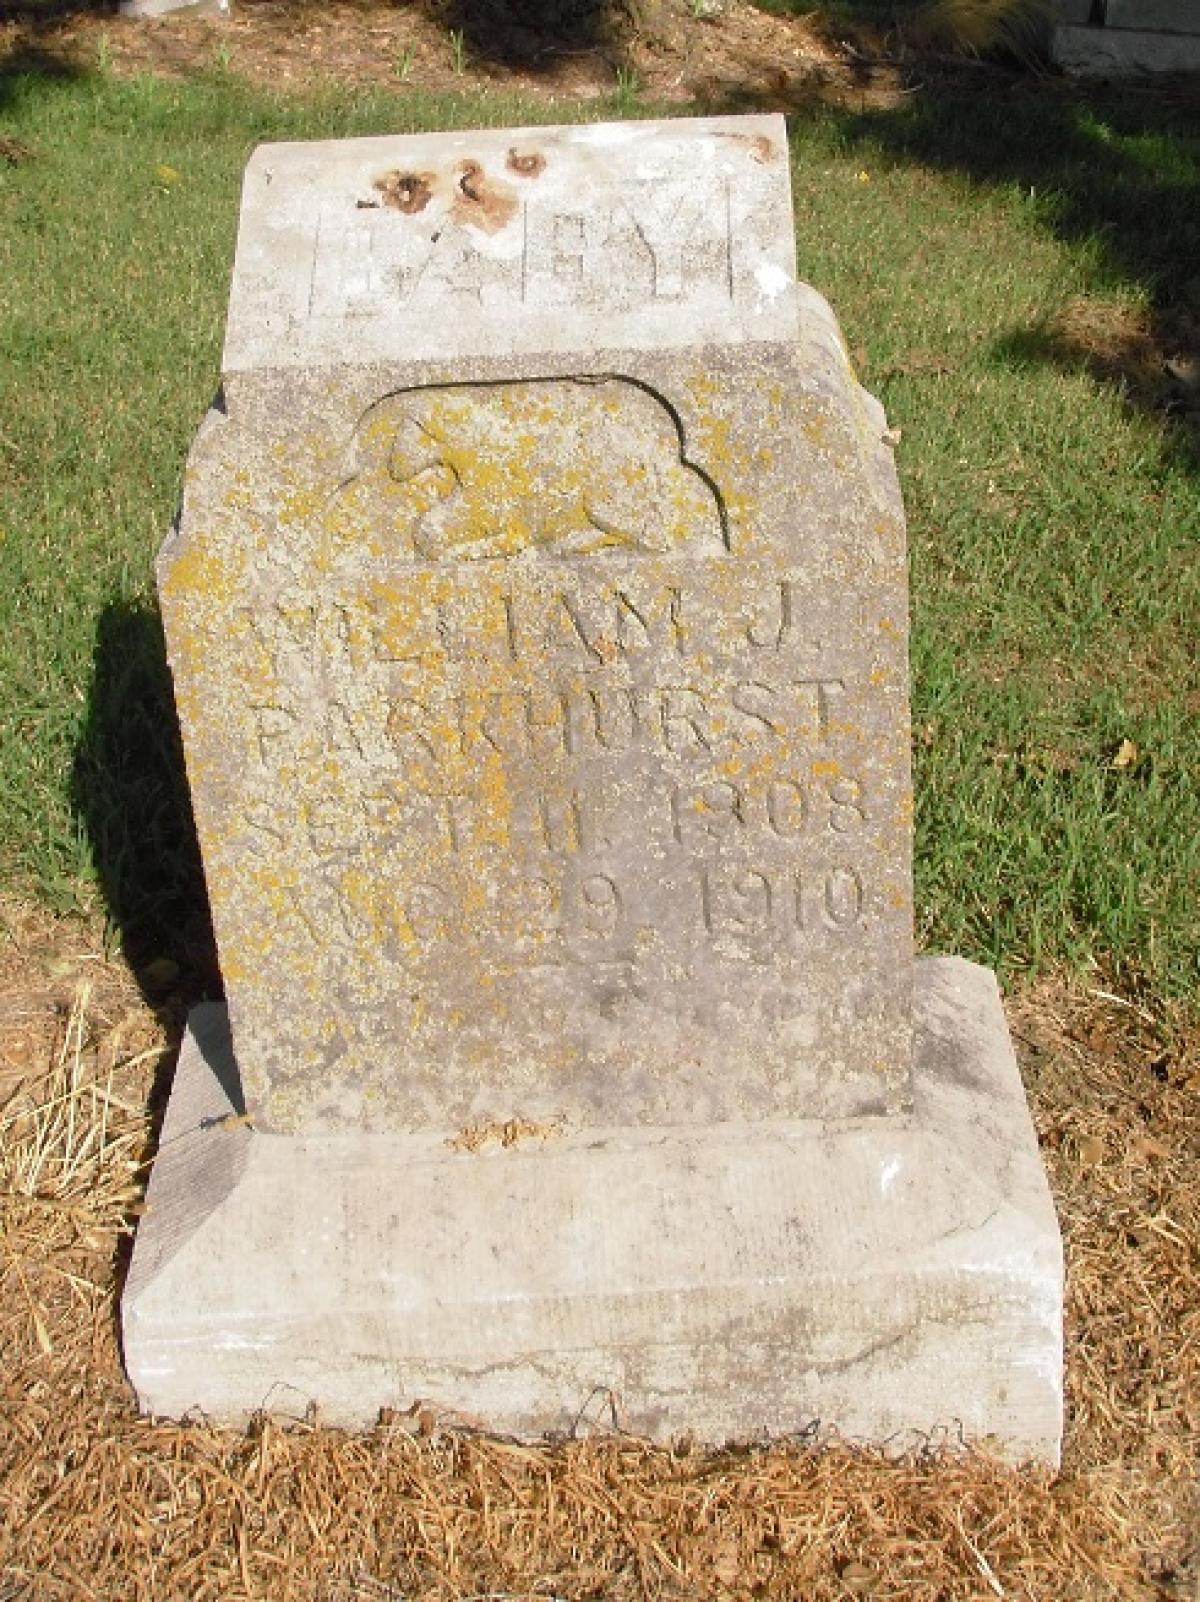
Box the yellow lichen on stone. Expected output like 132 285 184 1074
160 344 914 1137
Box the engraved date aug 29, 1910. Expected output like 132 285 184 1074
329 859 868 963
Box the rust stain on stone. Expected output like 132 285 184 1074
373 170 434 214
451 158 518 233
720 132 776 164
506 148 546 179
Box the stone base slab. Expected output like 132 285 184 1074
122 957 1063 1462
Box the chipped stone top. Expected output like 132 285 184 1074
222 115 799 375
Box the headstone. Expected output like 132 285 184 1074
123 116 1063 1462
155 122 910 1137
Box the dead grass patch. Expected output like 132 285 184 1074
0 133 35 163
1037 295 1200 427
0 900 156 1097
0 908 1196 1600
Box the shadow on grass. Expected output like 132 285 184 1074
700 64 1200 472
849 82 1200 466
996 318 1200 473
0 37 89 109
71 598 220 1006
435 0 626 73
0 0 113 19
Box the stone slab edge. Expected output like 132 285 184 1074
122 957 1063 1463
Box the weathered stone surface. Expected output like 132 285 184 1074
122 958 1064 1463
1105 0 1200 35
221 122 799 376
159 118 913 1136
1053 20 1200 68
1049 0 1097 23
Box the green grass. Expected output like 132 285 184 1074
0 70 603 957
791 92 1200 998
0 64 1197 1002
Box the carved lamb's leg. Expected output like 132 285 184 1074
385 410 445 486
409 484 468 561
552 502 639 556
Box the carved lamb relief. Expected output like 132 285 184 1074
324 379 729 562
